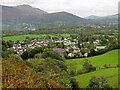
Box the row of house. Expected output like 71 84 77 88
9 37 106 58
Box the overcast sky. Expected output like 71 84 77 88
1 0 119 17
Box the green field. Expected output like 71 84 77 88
65 49 119 88
3 34 70 41
66 49 119 71
74 68 119 88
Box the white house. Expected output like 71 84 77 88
96 46 106 50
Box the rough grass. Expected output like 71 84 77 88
3 34 70 41
74 68 119 88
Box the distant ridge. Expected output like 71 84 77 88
85 15 100 19
1 5 118 26
16 5 48 15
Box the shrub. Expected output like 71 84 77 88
34 53 42 59
82 59 96 73
87 76 112 89
2 50 12 58
117 64 120 67
9 54 23 61
77 69 84 75
35 64 44 72
104 64 110 68
57 60 67 71
69 68 76 76
42 48 63 60
71 78 80 90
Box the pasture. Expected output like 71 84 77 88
3 34 70 41
66 49 119 71
66 49 119 88
74 68 118 88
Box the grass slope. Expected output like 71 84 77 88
74 68 118 88
3 34 70 41
66 49 119 71
66 49 119 88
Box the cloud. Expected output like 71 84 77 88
1 0 119 17
1 0 36 5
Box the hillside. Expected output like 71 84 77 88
85 15 100 19
2 55 65 88
2 5 118 26
2 5 25 20
87 14 118 25
2 56 45 88
66 49 119 88
74 68 118 88
16 5 48 16
2 5 47 20
1 5 94 26
32 11 93 25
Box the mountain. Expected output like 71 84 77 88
1 5 117 27
1 5 48 20
36 12 94 25
1 5 24 20
93 14 118 25
85 15 100 19
2 5 94 26
16 5 48 16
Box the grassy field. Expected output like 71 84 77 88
66 49 119 71
3 34 70 41
74 68 119 88
66 49 119 88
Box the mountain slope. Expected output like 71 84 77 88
2 5 94 26
85 15 100 19
16 5 48 16
2 5 25 20
36 12 94 25
1 5 47 19
1 5 117 26
85 14 118 25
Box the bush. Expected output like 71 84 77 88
21 51 29 60
9 54 23 61
2 50 12 58
77 69 84 75
71 78 80 90
117 64 120 67
42 48 63 60
82 59 96 73
69 68 76 76
104 64 111 69
34 53 42 59
57 60 67 71
87 76 112 89
35 64 44 72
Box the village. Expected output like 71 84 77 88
9 36 109 58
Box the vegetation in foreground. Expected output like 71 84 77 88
2 49 119 89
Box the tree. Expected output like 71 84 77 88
2 50 12 58
28 48 40 58
33 58 71 88
82 59 96 73
71 78 80 90
21 51 29 60
42 48 63 60
7 40 14 48
87 76 112 89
